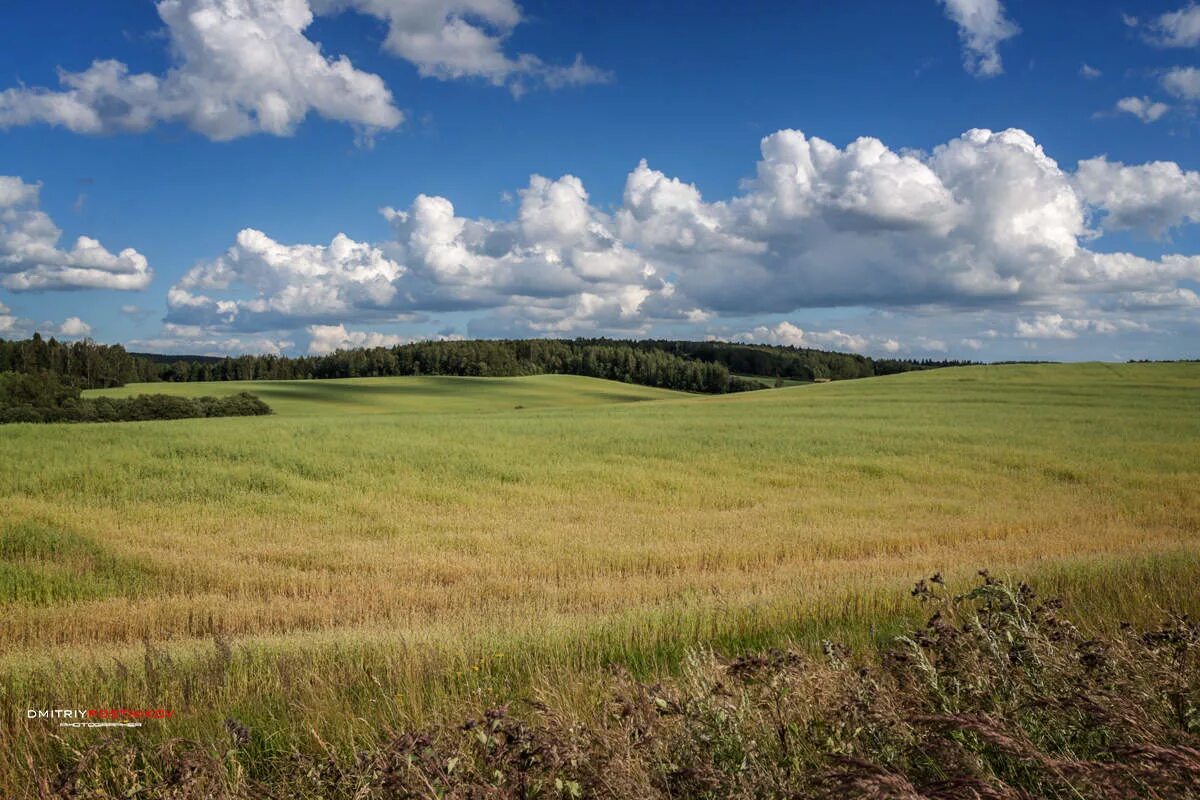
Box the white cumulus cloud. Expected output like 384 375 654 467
307 323 409 353
938 0 1020 77
1114 96 1171 123
0 176 152 292
160 126 1200 348
733 321 874 353
0 300 100 340
305 323 464 353
624 128 1199 313
1162 66 1200 100
56 316 92 337
169 228 405 330
730 322 957 357
312 0 610 92
0 300 18 335
1075 156 1200 236
1014 313 1147 340
129 324 294 356
0 0 404 142
0 0 605 141
1115 287 1200 310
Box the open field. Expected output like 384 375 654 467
2 363 1200 791
733 372 813 388
87 373 685 416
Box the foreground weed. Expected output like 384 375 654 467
25 571 1200 799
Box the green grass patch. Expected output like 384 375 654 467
732 372 813 387
87 373 685 416
0 521 156 605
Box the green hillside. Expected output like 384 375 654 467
86 373 687 416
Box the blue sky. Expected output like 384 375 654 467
1 0 1198 360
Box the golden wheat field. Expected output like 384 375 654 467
2 362 1199 787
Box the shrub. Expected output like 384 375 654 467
0 371 272 424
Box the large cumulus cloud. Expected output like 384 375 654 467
167 172 684 336
0 0 403 141
0 0 604 142
167 228 405 329
160 126 1200 349
620 128 1199 313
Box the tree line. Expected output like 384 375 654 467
140 340 764 393
145 338 971 389
0 333 159 388
1 334 974 400
589 339 974 381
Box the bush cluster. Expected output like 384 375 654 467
0 371 271 424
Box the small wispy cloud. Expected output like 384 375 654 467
1140 2 1200 47
938 0 1021 78
1113 95 1171 123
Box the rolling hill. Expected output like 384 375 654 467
3 362 1198 792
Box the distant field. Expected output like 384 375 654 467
733 372 812 388
3 364 1199 789
87 373 685 416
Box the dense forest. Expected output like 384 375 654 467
593 339 974 381
1 334 974 400
0 334 159 389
